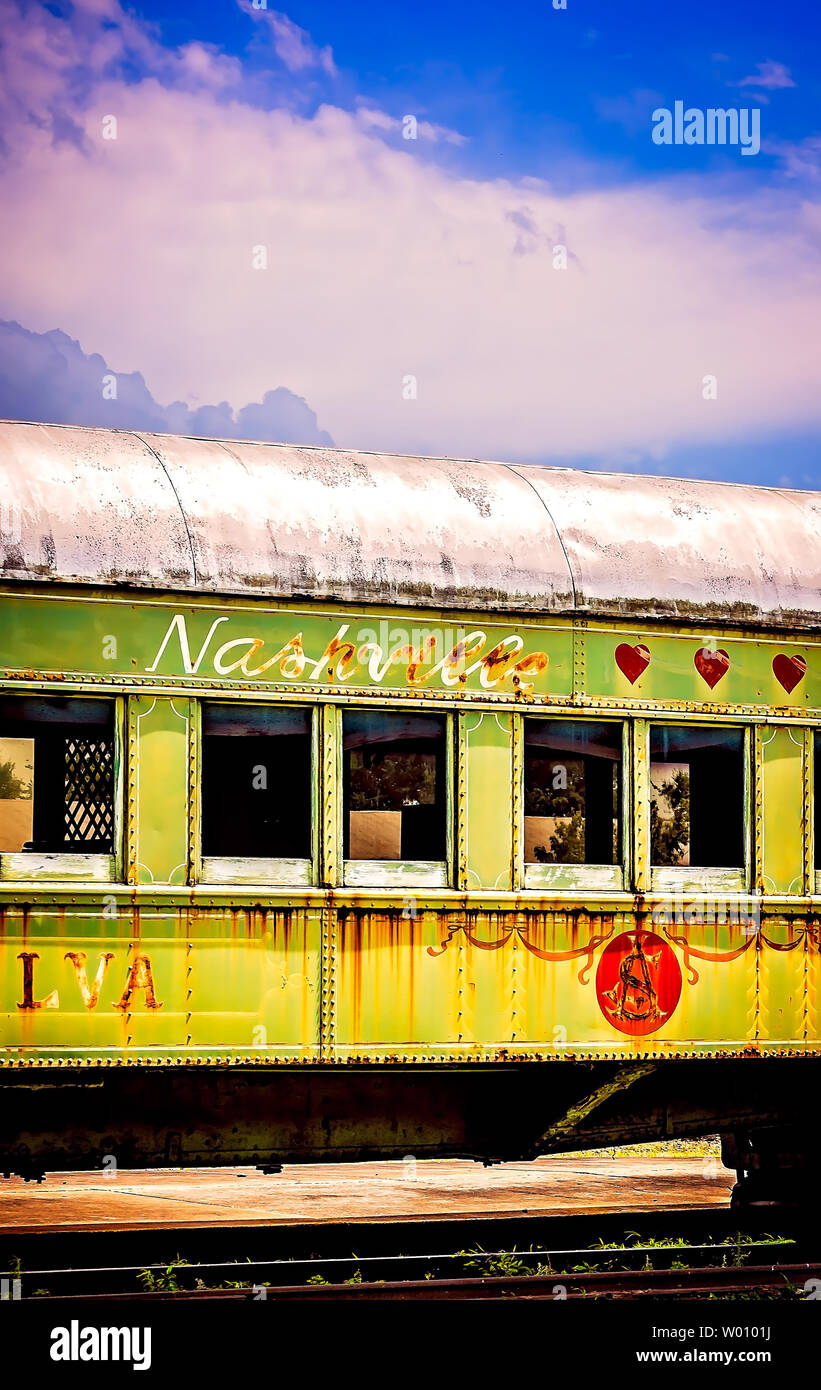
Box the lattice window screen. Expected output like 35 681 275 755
64 737 114 849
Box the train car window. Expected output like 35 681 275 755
650 724 744 868
0 696 115 863
342 711 447 883
201 703 312 862
524 719 622 866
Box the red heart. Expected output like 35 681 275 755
772 653 806 694
615 642 651 684
694 647 730 689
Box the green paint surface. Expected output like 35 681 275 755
0 907 320 1056
761 726 804 894
1 589 821 1065
584 630 820 710
0 592 568 697
131 696 190 884
2 590 819 708
463 711 513 890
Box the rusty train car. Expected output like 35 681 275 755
1 419 821 1206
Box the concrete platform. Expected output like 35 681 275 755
0 1155 735 1235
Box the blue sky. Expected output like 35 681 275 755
129 0 819 182
1 0 819 484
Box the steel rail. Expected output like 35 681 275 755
15 1239 797 1284
27 1262 819 1301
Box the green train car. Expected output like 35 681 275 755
1 420 820 1206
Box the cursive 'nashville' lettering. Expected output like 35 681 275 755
145 614 549 692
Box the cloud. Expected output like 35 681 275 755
733 60 796 90
176 41 244 91
269 11 335 75
766 135 821 180
503 208 580 265
355 106 466 145
0 0 245 151
238 3 336 76
0 319 333 444
505 207 547 256
0 0 819 468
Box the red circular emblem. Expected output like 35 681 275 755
595 930 682 1036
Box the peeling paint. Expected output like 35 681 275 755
2 421 821 627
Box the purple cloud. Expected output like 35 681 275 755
0 319 333 445
734 60 796 90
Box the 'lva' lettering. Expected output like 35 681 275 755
17 952 163 1011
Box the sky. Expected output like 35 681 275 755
0 0 819 484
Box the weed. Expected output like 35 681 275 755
136 1256 190 1293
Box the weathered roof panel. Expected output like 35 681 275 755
0 420 818 630
145 432 574 610
516 464 821 625
0 422 195 588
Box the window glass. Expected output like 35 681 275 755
343 711 446 861
524 719 622 865
0 697 114 854
201 704 311 858
650 725 744 868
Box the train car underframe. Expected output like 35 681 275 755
1 1059 819 1214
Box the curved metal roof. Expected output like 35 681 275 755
0 419 819 630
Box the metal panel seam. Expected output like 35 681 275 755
503 462 578 607
129 432 198 583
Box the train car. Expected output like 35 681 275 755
1 419 820 1208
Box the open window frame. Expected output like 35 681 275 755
0 693 124 884
519 715 630 892
195 700 319 887
339 704 454 890
647 719 751 895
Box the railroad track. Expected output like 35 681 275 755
9 1223 815 1300
26 1262 820 1301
